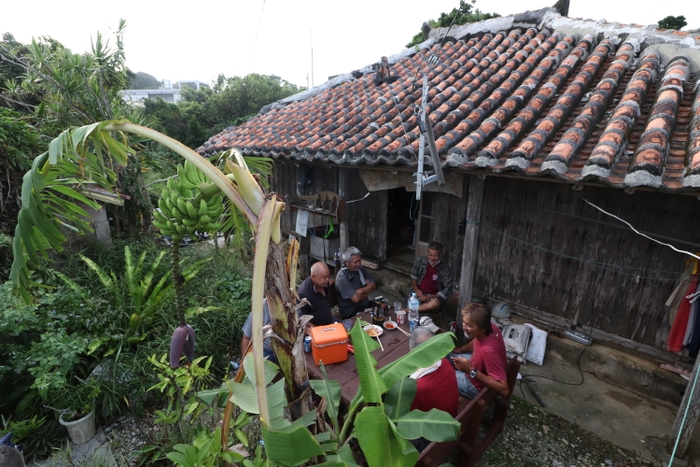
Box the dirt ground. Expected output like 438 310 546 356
473 395 675 467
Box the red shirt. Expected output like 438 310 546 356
410 358 459 417
418 262 440 295
468 323 508 392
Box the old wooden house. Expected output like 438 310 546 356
198 7 700 362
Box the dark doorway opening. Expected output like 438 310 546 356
386 188 418 272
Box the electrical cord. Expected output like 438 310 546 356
518 306 596 407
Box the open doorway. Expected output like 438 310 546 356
386 188 419 272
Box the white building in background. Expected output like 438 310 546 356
119 80 209 105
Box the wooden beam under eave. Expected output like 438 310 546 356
457 175 485 323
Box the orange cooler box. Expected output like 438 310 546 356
310 324 349 366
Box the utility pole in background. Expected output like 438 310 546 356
310 29 314 88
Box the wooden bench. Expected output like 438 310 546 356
416 356 521 467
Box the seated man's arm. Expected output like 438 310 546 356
453 338 474 354
437 265 453 301
240 334 251 357
411 278 425 300
240 313 254 356
473 370 509 397
350 281 376 303
452 355 509 397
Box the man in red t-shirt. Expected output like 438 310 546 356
451 302 509 399
408 242 453 313
408 327 459 451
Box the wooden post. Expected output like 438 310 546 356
457 175 485 327
667 357 700 457
338 169 348 274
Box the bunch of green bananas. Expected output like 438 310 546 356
152 162 224 240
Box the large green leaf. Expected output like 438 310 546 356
378 333 456 389
262 423 324 467
384 377 417 419
354 406 418 467
310 364 343 434
349 323 385 404
394 409 460 442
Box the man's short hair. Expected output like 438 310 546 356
461 302 492 336
409 326 434 350
427 242 443 253
310 261 328 276
342 246 361 263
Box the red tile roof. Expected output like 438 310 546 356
198 9 700 193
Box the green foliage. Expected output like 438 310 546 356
405 0 500 48
130 71 162 89
10 121 131 302
658 15 687 30
166 427 244 467
143 73 304 149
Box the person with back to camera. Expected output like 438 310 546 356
407 241 453 314
450 302 509 398
408 326 459 451
335 246 376 319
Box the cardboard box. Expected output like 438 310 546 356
310 324 349 366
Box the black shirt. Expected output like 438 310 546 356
297 276 334 326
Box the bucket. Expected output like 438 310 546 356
59 410 95 444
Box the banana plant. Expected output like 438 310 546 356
11 120 312 433
204 323 460 466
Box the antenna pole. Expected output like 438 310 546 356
310 30 315 88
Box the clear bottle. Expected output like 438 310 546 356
408 293 420 331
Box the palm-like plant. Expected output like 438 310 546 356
11 120 311 437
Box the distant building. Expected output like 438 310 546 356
175 80 209 91
119 79 208 105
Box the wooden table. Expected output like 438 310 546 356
305 312 412 403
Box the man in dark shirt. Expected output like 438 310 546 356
297 261 336 326
335 246 376 319
408 241 453 313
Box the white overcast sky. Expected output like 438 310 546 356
1 0 697 89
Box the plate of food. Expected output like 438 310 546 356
383 320 398 331
363 324 383 337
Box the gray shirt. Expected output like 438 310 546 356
242 299 272 354
335 266 375 319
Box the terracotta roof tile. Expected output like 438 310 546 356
197 12 700 194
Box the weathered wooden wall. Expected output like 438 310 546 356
271 161 698 350
271 162 387 261
423 184 469 288
474 177 700 349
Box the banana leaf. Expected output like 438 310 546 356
262 423 324 467
384 377 417 419
349 322 385 404
354 406 418 467
394 408 460 442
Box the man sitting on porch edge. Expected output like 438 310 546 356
407 241 453 314
335 246 376 319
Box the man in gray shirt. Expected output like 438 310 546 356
335 246 377 319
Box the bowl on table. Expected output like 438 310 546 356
383 320 398 331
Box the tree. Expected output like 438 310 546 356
129 71 161 89
11 121 460 466
144 73 304 150
406 0 500 48
658 15 687 30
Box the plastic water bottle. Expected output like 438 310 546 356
408 293 420 331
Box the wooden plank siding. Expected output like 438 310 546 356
272 162 388 261
474 177 700 349
270 160 700 351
